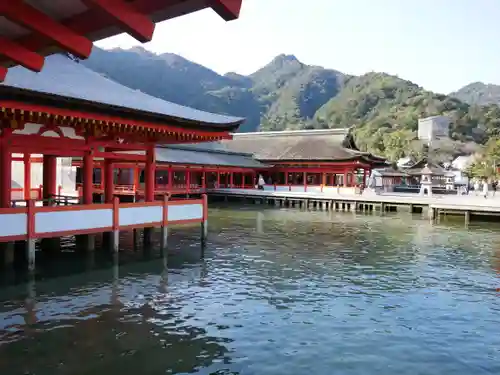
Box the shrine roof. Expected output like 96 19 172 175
221 129 387 164
155 145 266 168
0 54 244 131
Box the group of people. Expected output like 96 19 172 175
471 179 498 198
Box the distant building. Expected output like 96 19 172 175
417 116 450 143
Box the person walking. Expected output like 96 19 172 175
474 179 480 196
492 180 498 197
483 179 489 199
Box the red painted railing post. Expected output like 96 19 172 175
26 199 36 271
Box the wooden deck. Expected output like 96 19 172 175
208 187 500 223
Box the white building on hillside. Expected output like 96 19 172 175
417 116 450 143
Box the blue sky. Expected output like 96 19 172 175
96 0 500 94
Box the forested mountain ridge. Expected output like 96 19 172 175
82 47 500 161
451 82 500 106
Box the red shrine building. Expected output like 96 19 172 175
221 129 387 194
0 0 245 268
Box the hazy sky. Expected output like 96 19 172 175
96 0 500 94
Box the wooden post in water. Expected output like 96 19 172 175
112 197 119 252
464 210 470 226
201 194 208 247
428 206 435 221
160 194 169 254
26 199 36 271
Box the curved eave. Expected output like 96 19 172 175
0 85 243 133
0 0 243 78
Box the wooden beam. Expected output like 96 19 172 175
209 0 242 21
83 0 155 43
0 0 243 67
0 0 92 59
0 36 44 72
94 151 146 162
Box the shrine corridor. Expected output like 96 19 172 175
0 207 499 375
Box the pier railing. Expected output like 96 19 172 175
0 194 208 243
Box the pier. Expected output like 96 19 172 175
208 187 500 224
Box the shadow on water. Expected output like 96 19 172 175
0 205 500 375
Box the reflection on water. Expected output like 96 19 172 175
0 207 500 375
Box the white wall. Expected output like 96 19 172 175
10 155 77 197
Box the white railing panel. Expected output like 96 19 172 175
119 206 162 227
0 213 27 237
35 209 113 234
168 204 203 222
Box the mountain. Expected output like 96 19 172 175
83 47 500 161
82 47 345 132
451 82 500 106
314 73 500 160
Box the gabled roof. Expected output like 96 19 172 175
221 128 387 164
403 159 447 175
1 54 244 131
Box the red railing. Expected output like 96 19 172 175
0 194 208 243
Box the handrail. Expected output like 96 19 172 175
0 194 209 243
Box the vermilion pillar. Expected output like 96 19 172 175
168 167 173 190
42 155 57 203
133 165 139 191
144 147 155 202
186 168 191 193
0 145 12 208
23 153 31 201
104 159 114 203
82 151 94 204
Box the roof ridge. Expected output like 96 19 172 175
232 128 349 138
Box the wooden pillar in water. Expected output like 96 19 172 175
143 146 155 246
201 194 208 251
111 197 119 252
160 195 169 255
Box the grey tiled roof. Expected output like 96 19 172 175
155 145 265 168
2 54 244 126
221 129 377 161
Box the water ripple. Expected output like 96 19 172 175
0 208 499 375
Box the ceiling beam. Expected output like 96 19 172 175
82 0 155 43
0 0 243 68
0 67 6 82
210 0 242 21
0 36 44 72
0 0 92 59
